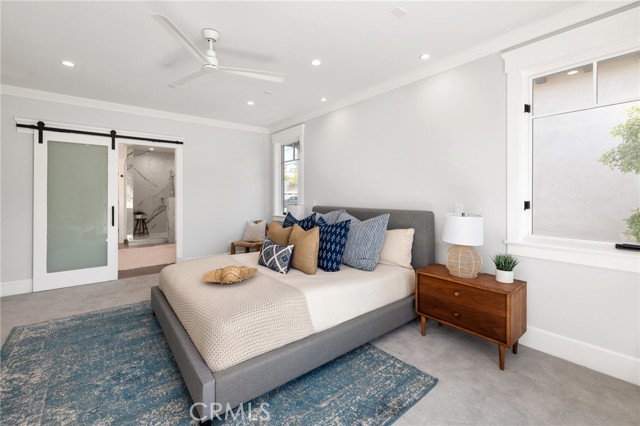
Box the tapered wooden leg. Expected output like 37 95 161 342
499 345 505 370
420 316 427 336
512 341 519 354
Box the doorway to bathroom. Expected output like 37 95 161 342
118 144 176 277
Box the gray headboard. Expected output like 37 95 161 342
312 206 435 269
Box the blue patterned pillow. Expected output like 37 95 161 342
317 218 351 272
317 209 345 225
282 212 317 231
258 239 294 274
342 214 390 271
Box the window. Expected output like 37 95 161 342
502 8 640 272
530 52 640 242
281 142 300 214
271 125 304 217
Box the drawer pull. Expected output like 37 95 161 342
454 291 460 297
453 312 460 318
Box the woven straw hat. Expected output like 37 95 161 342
202 265 258 284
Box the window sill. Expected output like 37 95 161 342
272 214 285 222
505 236 639 273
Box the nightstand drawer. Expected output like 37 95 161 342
423 298 506 343
419 275 505 317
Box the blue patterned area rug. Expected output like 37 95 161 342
1 302 438 425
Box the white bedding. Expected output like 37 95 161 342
232 252 415 332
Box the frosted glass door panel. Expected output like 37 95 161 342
47 141 108 273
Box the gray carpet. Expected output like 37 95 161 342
2 275 639 425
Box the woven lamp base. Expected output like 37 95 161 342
446 245 482 278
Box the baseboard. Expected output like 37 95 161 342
1 279 33 297
520 326 639 386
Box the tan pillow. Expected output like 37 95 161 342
289 225 320 275
267 221 293 246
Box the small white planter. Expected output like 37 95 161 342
495 269 514 284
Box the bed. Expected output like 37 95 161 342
150 206 435 422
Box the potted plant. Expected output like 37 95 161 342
491 253 520 284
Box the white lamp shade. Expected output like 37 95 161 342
442 213 484 246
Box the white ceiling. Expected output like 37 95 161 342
2 1 596 129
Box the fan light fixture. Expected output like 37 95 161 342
151 15 285 87
419 53 430 60
311 59 322 66
61 60 75 67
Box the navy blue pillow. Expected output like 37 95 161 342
317 218 351 272
258 239 294 274
282 212 317 231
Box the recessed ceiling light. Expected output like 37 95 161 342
320 97 327 102
247 100 255 106
149 147 154 151
61 60 75 67
566 70 579 75
311 59 322 66
419 53 430 60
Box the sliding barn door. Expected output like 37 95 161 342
33 131 118 291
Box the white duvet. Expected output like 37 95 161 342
233 252 415 332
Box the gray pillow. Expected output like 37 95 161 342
317 209 346 225
337 211 360 225
341 213 390 271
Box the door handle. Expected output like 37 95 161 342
112 206 115 226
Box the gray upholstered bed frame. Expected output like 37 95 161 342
150 206 435 421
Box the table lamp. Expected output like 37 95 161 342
442 213 484 278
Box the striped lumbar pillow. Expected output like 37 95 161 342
341 213 390 271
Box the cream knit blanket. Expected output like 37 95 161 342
159 255 314 372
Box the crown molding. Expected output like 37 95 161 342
0 85 269 135
268 1 638 133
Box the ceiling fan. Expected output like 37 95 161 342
152 14 285 87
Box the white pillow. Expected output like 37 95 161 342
378 228 415 269
242 220 267 242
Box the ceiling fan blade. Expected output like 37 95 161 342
151 14 208 65
169 68 209 87
218 66 285 83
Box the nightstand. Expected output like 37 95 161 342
415 264 527 370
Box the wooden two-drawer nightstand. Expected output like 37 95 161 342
415 264 527 370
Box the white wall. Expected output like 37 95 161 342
1 93 271 287
300 54 639 384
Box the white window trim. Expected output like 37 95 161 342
502 8 640 273
271 124 305 220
